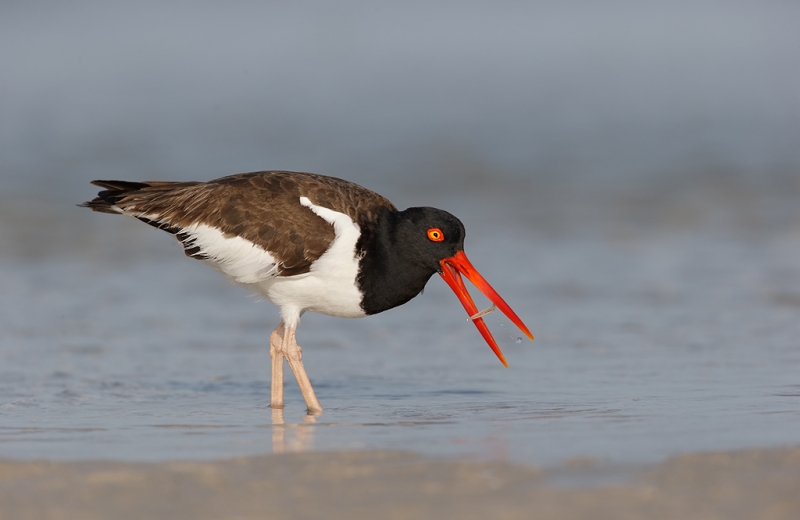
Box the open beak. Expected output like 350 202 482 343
439 251 534 367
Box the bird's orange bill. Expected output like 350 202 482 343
439 251 534 367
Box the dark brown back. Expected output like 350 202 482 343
82 171 397 276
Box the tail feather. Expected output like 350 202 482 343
90 180 179 191
79 179 186 214
79 178 210 260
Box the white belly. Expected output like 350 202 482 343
257 270 366 320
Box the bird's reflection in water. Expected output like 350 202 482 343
271 408 316 453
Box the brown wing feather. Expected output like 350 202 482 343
81 171 396 276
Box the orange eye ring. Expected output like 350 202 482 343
427 228 444 242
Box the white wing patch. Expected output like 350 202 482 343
177 222 279 284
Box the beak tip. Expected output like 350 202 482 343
496 351 509 367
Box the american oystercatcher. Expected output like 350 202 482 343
81 171 533 413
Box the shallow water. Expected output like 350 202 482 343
2 218 799 467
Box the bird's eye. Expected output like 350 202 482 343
427 228 444 242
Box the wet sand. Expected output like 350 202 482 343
1 446 798 520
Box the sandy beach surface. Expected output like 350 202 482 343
2 446 799 520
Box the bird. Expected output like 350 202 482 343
81 170 533 414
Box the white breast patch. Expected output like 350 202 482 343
254 197 366 326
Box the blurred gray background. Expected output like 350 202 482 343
2 0 798 256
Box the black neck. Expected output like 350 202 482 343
357 210 437 315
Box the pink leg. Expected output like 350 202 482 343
270 322 285 409
282 325 323 414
